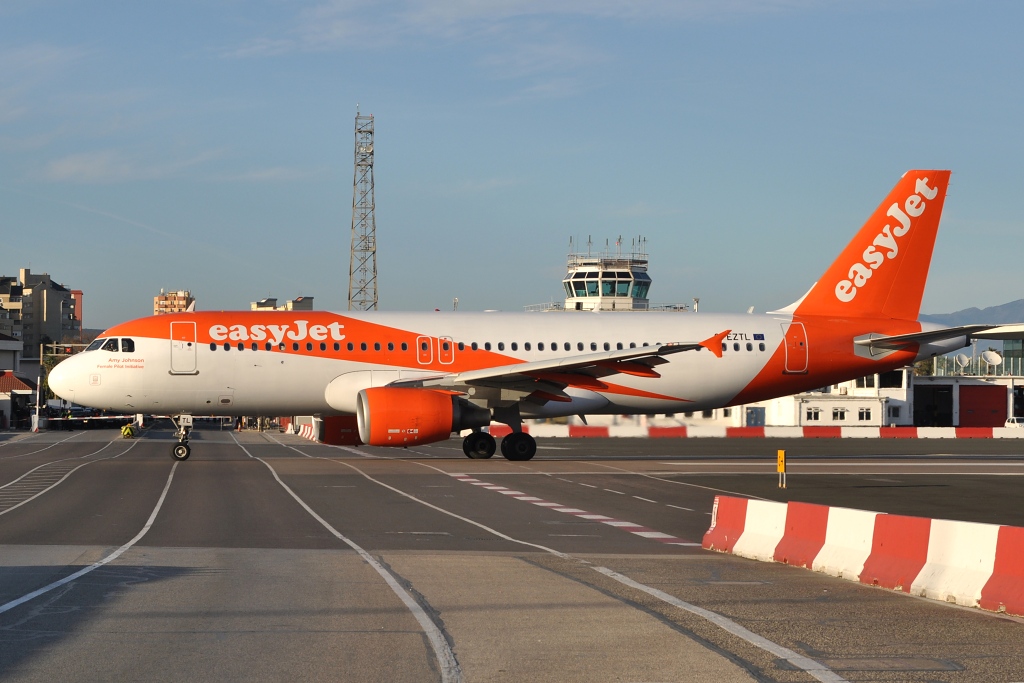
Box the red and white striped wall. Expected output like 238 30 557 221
471 425 1024 439
703 495 1024 617
297 423 316 441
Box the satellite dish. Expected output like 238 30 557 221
982 350 1003 366
955 353 970 368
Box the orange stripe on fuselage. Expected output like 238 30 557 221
730 316 920 405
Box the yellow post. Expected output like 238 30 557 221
777 449 787 489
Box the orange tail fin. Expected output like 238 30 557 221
794 170 951 320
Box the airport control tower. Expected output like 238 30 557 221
562 237 660 311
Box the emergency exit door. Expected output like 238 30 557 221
170 321 198 374
782 322 808 374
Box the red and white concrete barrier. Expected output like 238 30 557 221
463 425 1024 439
703 495 1024 616
297 423 316 441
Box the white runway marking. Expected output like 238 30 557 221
0 460 177 616
0 432 85 460
232 435 463 683
264 441 846 682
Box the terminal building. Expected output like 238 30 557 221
154 289 195 315
251 296 314 311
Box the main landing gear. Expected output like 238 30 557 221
462 431 496 459
460 430 537 461
170 414 193 461
500 432 537 461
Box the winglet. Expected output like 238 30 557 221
700 330 731 358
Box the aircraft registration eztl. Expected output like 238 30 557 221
48 170 1024 461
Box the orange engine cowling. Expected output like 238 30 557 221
356 387 488 447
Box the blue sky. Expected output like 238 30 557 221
2 1 1022 328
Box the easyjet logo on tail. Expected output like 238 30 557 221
834 176 939 303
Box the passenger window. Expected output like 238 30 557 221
524 342 531 351
421 341 428 351
733 343 740 352
223 343 231 351
292 343 299 351
590 342 597 351
746 343 753 352
238 343 245 351
347 342 354 351
441 341 449 351
577 342 584 351
252 342 258 351
121 338 135 353
563 342 570 351
320 342 327 351
266 342 273 351
498 342 505 351
401 342 408 351
360 342 367 351
101 338 119 352
603 343 610 351
334 342 340 351
86 339 104 352
210 342 217 351
306 342 313 351
616 343 623 350
511 342 518 351
759 343 766 352
278 343 286 351
630 342 636 348
471 342 478 351
538 342 544 351
485 342 492 351
722 343 727 352
374 342 381 351
389 342 395 351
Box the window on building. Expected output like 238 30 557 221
879 370 903 389
888 406 901 419
833 408 847 421
723 408 732 418
855 375 876 388
806 407 820 421
684 411 693 417
858 408 872 421
702 410 713 418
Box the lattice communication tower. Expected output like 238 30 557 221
348 112 378 310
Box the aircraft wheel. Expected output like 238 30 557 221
171 443 191 461
501 433 536 461
463 432 496 459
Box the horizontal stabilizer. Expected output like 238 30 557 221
853 323 1024 351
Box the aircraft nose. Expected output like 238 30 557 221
48 358 74 402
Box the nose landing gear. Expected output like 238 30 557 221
170 414 193 461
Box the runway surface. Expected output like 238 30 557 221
1 427 1023 682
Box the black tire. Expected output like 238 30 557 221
171 443 191 461
463 433 496 459
502 433 536 461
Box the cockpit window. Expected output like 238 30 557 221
101 338 119 352
121 338 135 353
85 339 104 352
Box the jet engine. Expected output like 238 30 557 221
356 387 490 447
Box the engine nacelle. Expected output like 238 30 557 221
356 387 490 447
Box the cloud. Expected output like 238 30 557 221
215 166 328 182
445 176 521 194
40 149 221 184
225 0 834 57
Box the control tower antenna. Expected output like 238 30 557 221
348 109 378 310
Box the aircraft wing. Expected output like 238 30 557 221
389 330 731 402
853 323 1024 351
